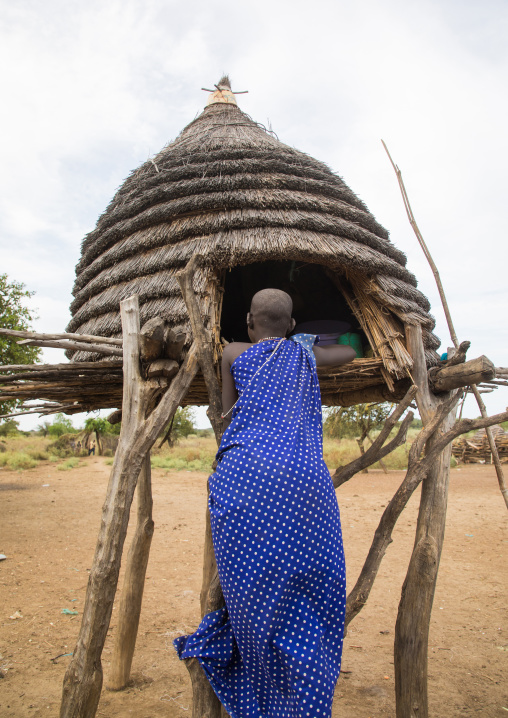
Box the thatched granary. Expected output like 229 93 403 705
67 76 440 406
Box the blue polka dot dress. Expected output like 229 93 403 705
174 335 346 718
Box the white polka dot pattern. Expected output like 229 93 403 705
174 337 346 717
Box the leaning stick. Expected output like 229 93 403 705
382 140 508 509
17 338 123 356
347 399 508 628
177 254 223 441
0 361 123 372
333 386 417 486
346 391 461 627
0 327 122 345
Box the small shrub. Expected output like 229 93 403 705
28 449 49 461
57 457 81 471
0 420 20 437
6 452 38 470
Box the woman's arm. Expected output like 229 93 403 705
221 345 239 429
313 344 357 368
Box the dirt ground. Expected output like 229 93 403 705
0 459 506 717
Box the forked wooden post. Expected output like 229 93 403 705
107 453 154 690
394 324 456 717
177 257 226 718
60 296 199 718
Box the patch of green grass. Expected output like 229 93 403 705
151 455 212 472
151 435 216 473
0 451 39 470
57 457 81 471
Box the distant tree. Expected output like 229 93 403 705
324 402 394 474
83 416 121 454
324 403 392 440
160 407 196 447
47 413 77 437
83 416 121 434
84 417 110 436
0 274 41 419
36 420 52 437
0 419 20 437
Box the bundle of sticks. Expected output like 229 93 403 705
452 425 508 464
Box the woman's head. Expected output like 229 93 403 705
247 289 295 341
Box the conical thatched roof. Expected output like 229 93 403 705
67 76 440 405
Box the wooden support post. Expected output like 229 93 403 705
60 296 144 718
394 324 455 718
107 453 154 690
177 257 224 718
60 296 198 718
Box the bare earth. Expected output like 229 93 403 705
1 459 507 717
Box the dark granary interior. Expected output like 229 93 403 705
220 260 363 345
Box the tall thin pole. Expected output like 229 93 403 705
382 140 508 509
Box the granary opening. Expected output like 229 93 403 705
220 260 365 347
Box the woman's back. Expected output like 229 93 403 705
218 336 323 466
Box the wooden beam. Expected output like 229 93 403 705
146 359 179 379
322 379 410 407
0 327 122 345
18 338 123 356
164 327 187 361
0 361 123 372
140 317 165 361
429 355 495 393
107 454 154 691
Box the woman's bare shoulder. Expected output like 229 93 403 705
222 342 253 366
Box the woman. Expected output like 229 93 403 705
175 288 356 718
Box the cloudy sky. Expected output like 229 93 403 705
1 0 507 429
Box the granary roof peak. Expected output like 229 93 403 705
204 75 248 108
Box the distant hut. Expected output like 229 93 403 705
67 76 439 408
